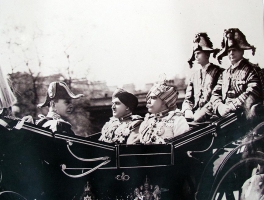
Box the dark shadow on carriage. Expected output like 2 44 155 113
0 112 264 200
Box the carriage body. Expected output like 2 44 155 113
0 113 263 199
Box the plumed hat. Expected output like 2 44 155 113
37 81 84 108
147 82 178 110
115 91 138 112
188 32 219 68
216 28 256 63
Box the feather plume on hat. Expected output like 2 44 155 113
216 28 256 63
188 32 220 68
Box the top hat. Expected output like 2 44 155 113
188 32 219 68
37 81 84 108
216 28 256 63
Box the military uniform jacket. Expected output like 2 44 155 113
36 111 75 135
99 114 143 144
211 59 262 113
139 109 189 144
182 63 223 112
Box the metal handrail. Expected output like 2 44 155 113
66 141 110 161
61 159 111 178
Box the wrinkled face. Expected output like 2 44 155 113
228 48 244 65
112 97 128 118
146 93 164 114
194 50 209 66
55 99 72 117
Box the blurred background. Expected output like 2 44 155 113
0 0 263 136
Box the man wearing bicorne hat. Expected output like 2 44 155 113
99 88 143 144
182 33 223 122
139 81 189 144
36 81 84 135
210 28 262 121
195 29 263 200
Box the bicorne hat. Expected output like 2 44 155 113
216 28 256 63
37 81 84 108
188 32 219 68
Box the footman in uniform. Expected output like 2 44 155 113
211 28 262 121
182 32 223 122
196 28 263 200
36 81 84 135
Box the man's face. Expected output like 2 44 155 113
146 93 164 114
228 48 244 65
194 50 209 66
55 99 72 117
112 97 128 118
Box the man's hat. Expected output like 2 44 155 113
188 32 219 68
112 88 126 99
216 28 256 63
147 82 178 110
113 88 138 112
37 81 84 108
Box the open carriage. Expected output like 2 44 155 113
0 112 263 200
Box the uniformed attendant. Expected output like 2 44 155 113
139 82 189 144
210 28 262 120
195 29 263 200
99 89 143 144
182 33 223 122
36 81 84 135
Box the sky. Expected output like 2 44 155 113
0 0 263 90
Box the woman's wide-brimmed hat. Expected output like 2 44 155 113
37 81 84 108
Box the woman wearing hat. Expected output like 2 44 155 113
139 82 189 144
182 33 223 122
99 88 143 144
211 28 262 121
35 81 84 135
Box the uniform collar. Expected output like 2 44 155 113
153 109 170 118
119 112 132 121
46 111 62 120
231 59 243 69
201 62 210 71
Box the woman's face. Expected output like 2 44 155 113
146 93 165 114
112 97 128 118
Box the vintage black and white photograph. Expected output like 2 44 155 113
0 0 263 199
